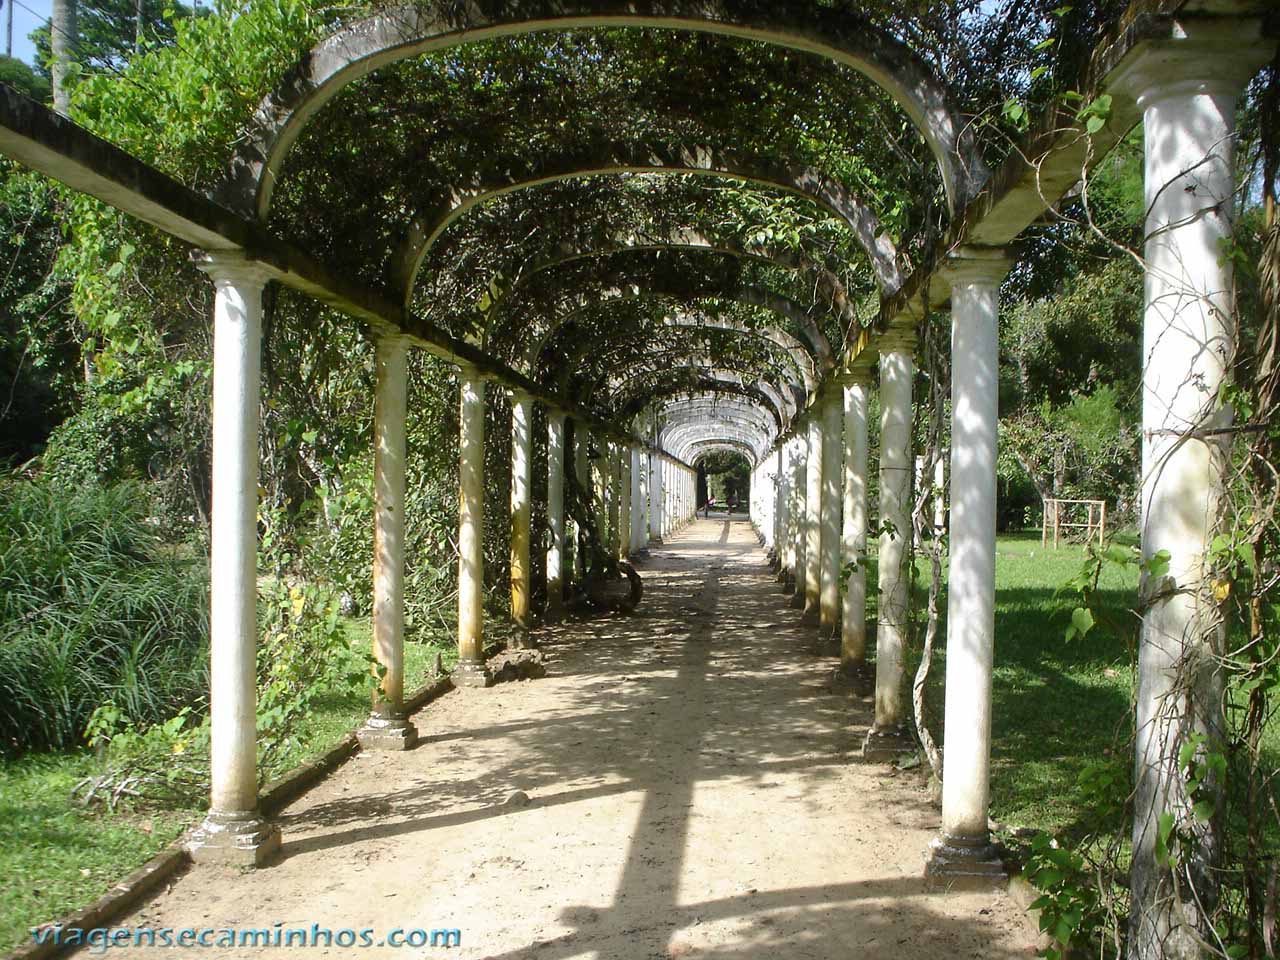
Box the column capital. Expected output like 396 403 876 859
944 246 1012 287
374 334 411 358
1109 18 1273 109
877 325 917 356
509 387 534 406
833 362 876 387
456 362 489 383
192 249 273 289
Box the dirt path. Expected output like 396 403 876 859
91 519 1038 959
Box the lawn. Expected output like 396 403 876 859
0 625 454 953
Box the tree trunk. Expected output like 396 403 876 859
51 0 77 115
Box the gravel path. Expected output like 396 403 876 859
89 518 1037 959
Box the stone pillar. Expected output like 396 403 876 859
788 435 805 597
358 336 418 752
453 366 490 688
630 447 644 553
927 249 1010 886
772 446 786 572
649 451 663 542
573 423 589 579
188 252 280 866
607 443 621 555
865 330 917 760
1113 26 1272 956
545 411 566 624
840 370 873 679
509 390 533 636
819 388 844 640
802 416 823 619
933 456 947 536
619 445 632 560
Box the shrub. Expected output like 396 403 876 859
0 476 208 755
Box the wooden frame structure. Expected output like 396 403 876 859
1041 498 1107 548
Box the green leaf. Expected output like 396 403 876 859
1192 798 1215 822
1145 550 1171 579
1065 606 1094 642
1085 115 1105 134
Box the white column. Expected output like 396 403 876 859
772 446 786 570
188 251 279 866
927 250 1010 883
546 411 566 624
933 456 947 536
630 447 644 553
509 390 533 636
454 366 489 687
607 443 621 555
788 434 806 602
865 330 916 760
619 445 632 560
573 422 589 579
819 388 843 638
840 371 872 675
802 416 823 620
358 336 418 751
1113 26 1271 957
649 451 663 542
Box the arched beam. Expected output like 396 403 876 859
516 274 835 363
392 141 901 294
520 295 818 393
487 232 855 368
536 310 810 413
688 440 758 463
612 370 787 429
663 422 774 462
220 2 983 220
589 358 794 425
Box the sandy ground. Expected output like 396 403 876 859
85 519 1038 959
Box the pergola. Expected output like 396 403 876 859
0 2 1273 955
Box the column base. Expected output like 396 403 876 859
789 589 806 608
452 659 493 688
925 833 1007 891
812 631 841 657
508 628 539 651
188 810 280 867
800 602 820 623
357 715 419 752
862 724 916 762
832 660 874 695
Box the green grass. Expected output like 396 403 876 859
865 531 1140 837
983 533 1138 835
0 752 194 951
0 619 456 953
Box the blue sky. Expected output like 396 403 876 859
4 0 49 67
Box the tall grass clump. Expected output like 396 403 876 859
0 476 208 755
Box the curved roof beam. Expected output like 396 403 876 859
525 275 834 361
661 403 775 439
488 232 854 367
589 357 794 424
535 312 809 411
611 369 787 429
684 439 761 465
659 398 778 457
392 141 901 295
220 2 984 220
662 421 772 463
520 296 817 393
663 421 774 461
